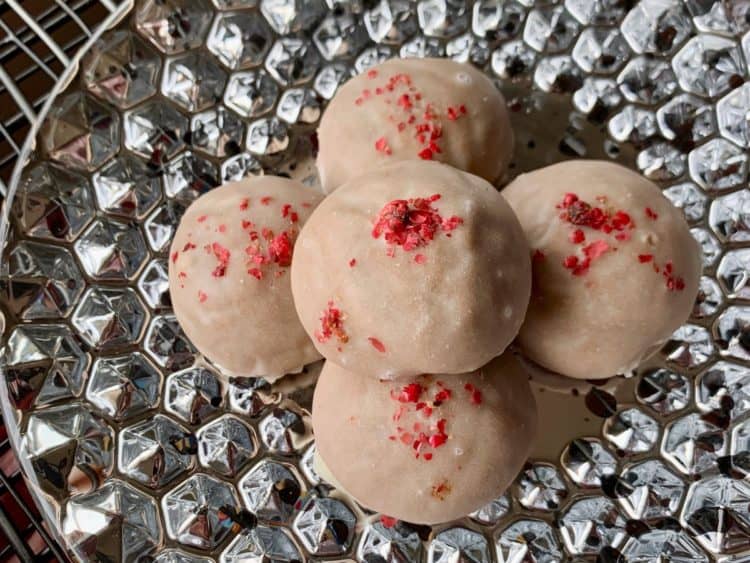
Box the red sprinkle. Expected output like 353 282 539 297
367 69 378 79
375 136 392 155
414 253 427 264
583 240 610 260
268 232 293 267
182 242 196 252
434 389 452 404
559 194 634 233
569 229 586 244
242 219 254 230
662 261 685 291
464 383 482 405
446 105 467 121
315 301 348 344
638 254 654 263
198 290 207 303
349 258 357 267
645 207 659 220
197 215 207 223
372 194 462 255
431 480 451 500
561 193 578 208
398 383 423 403
532 249 546 262
261 196 272 205
428 433 447 448
171 251 179 263
368 337 386 353
217 224 227 233
612 211 632 230
210 242 231 277
572 258 592 277
563 255 579 269
248 268 263 280
397 93 412 110
239 198 249 211
418 147 433 160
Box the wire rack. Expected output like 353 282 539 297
0 2 126 560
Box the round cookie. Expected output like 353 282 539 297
317 58 514 193
503 160 701 380
291 160 532 379
312 353 537 524
168 177 323 380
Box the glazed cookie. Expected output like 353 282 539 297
503 160 702 380
168 176 323 380
312 353 537 524
291 160 532 379
317 58 514 193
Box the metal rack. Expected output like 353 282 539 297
0 2 126 560
0 0 126 195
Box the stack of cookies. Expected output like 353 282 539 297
168 58 701 524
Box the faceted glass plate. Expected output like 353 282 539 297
0 1 748 562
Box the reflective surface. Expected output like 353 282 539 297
2 0 750 561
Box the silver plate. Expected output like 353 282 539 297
1 0 750 561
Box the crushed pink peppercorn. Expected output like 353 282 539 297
210 243 231 277
380 516 397 528
556 193 685 291
375 136 392 155
354 70 470 162
315 301 348 344
371 194 462 256
569 229 585 244
368 337 386 353
431 480 451 500
464 383 482 405
385 377 482 461
268 232 293 267
398 383 423 403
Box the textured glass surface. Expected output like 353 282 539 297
0 1 748 561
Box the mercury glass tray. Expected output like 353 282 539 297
1 0 749 561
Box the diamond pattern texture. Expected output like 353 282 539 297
1 1 749 562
